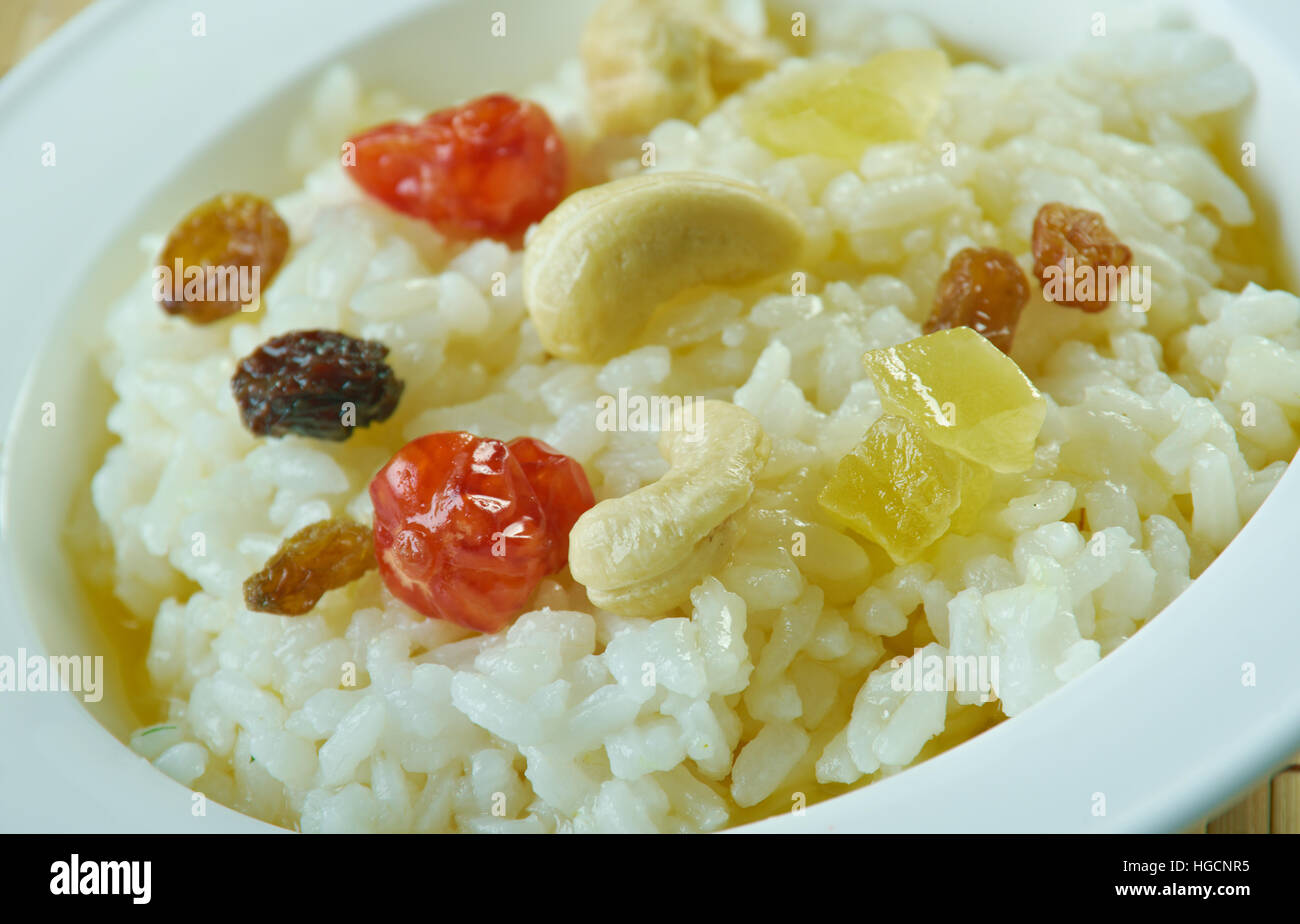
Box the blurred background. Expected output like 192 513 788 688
0 0 87 69
2 0 1295 835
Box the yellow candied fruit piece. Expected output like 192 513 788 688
949 459 992 535
819 414 986 563
743 48 950 161
862 326 1046 474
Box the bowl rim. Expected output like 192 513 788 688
1 0 1298 834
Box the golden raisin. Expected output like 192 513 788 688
244 519 376 616
923 247 1030 354
156 193 290 323
1031 202 1132 312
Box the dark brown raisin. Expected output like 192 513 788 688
924 247 1030 354
244 518 376 616
1031 202 1132 312
232 330 404 441
156 193 290 324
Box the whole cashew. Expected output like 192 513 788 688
523 171 805 363
568 399 770 616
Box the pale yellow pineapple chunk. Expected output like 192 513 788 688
862 326 1046 474
819 415 984 563
743 48 950 161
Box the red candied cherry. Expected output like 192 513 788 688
346 94 567 245
369 432 594 633
370 432 552 632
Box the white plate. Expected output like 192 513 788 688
1 0 1297 833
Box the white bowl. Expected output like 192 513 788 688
1 0 1297 833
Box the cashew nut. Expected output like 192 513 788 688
568 399 770 616
581 0 783 136
523 171 805 363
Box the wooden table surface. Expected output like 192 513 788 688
5 0 1296 835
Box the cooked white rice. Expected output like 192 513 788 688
92 6 1299 832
